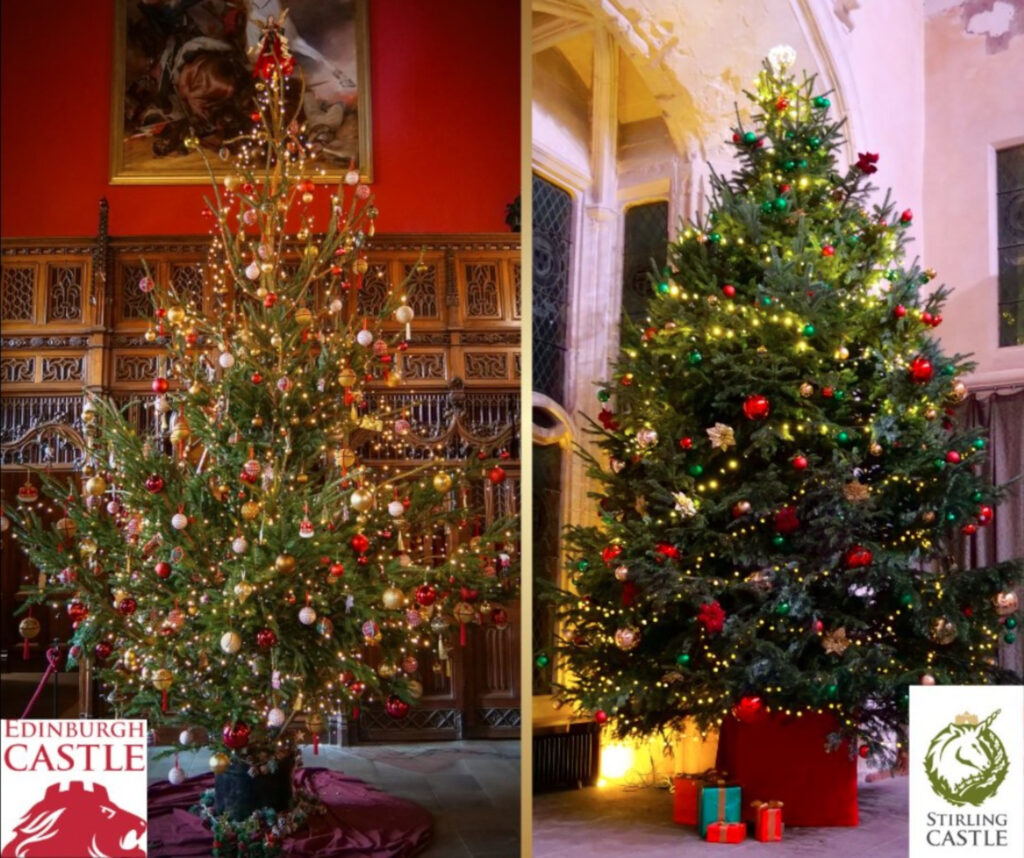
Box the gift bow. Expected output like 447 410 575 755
751 800 783 839
750 800 784 809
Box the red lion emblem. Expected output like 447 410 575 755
2 781 146 857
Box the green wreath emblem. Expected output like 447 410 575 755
924 709 1009 807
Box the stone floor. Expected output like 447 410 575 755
533 775 908 857
149 740 520 857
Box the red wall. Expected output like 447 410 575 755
0 1 520 237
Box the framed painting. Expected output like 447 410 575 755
110 0 372 184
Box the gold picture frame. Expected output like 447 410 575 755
109 0 373 185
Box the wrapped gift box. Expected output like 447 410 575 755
673 769 726 826
706 822 746 844
716 711 858 826
752 800 784 841
698 782 742 837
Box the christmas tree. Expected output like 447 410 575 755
549 47 1022 762
10 20 516 788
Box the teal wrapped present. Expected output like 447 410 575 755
698 781 742 836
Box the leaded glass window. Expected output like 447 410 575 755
997 144 1024 347
622 200 668 323
533 175 572 402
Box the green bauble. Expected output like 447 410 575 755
802 324 815 337
535 653 551 669
776 601 790 615
813 96 830 108
900 593 914 607
688 464 704 477
688 350 703 365
1005 617 1018 630
709 232 722 243
809 136 821 148
657 281 670 294
1005 632 1017 644
577 560 589 572
772 535 786 548
743 131 757 144
837 431 850 445
774 198 788 211
761 200 773 213
597 389 611 402
973 439 985 450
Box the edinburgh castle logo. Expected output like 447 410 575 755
924 709 1009 807
1 720 148 858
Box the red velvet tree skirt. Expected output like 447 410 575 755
716 712 859 826
147 767 433 857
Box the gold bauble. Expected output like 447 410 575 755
188 381 202 396
241 501 261 520
166 306 186 326
152 668 174 691
921 510 937 524
432 472 453 493
251 416 264 428
306 713 325 734
339 368 357 388
353 258 369 274
169 417 191 445
948 380 968 404
82 463 96 477
18 617 41 640
386 370 402 388
55 517 77 539
869 442 883 457
930 617 957 645
993 591 1019 616
275 553 296 574
836 346 850 361
144 327 157 343
350 488 374 513
295 307 313 327
924 407 938 420
382 586 405 610
335 448 357 469
84 475 107 497
234 580 254 603
224 175 240 192
799 382 814 398
209 752 230 774
378 662 396 679
78 537 98 555
296 472 309 484
614 627 641 651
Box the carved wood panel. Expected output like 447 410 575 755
1 227 521 739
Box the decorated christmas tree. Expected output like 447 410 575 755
548 47 1022 763
9 19 516 815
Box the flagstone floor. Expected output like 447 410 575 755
149 740 520 857
532 775 909 857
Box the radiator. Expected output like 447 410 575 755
533 721 601 791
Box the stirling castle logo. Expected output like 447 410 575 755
924 709 1009 807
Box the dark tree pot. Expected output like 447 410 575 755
214 758 294 820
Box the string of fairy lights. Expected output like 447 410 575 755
549 50 1019 762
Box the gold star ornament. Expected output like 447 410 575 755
822 627 851 655
706 422 736 450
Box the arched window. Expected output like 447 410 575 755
621 200 668 323
532 174 573 402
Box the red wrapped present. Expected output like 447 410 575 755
672 768 725 826
706 822 746 844
752 800 784 841
716 710 858 826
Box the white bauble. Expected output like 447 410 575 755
356 329 374 347
220 631 242 654
245 261 261 280
171 513 188 530
168 766 186 786
388 500 405 518
218 351 235 369
231 536 248 554
178 729 194 746
298 606 317 625
267 707 286 728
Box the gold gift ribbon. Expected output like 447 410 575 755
751 800 784 839
717 824 729 843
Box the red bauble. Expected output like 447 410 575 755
743 394 771 420
263 292 277 308
152 377 169 394
921 311 934 326
385 695 410 719
488 466 507 485
792 455 809 471
945 450 961 464
909 357 934 383
858 745 870 759
240 469 258 485
894 304 907 318
94 641 114 661
733 695 765 724
961 523 977 536
222 721 251 749
329 562 345 578
821 245 835 257
350 534 370 553
900 209 913 224
256 628 278 649
775 97 789 111
155 562 172 579
251 372 263 384
822 386 835 398
773 505 800 534
415 584 437 607
978 505 994 525
679 437 694 449
655 543 680 560
602 545 623 565
145 474 164 493
722 284 736 298
593 710 608 725
460 586 479 602
845 545 873 568
67 601 88 623
117 597 137 615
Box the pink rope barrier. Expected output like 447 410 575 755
19 646 62 719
